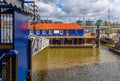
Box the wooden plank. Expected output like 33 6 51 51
0 45 13 49
49 44 94 47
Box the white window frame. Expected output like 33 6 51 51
36 30 40 34
30 30 33 35
75 30 78 33
30 29 33 35
49 30 52 34
54 30 60 34
43 30 46 34
60 30 63 34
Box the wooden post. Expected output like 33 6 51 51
77 38 79 45
60 38 62 44
72 38 74 44
61 38 63 45
62 38 64 45
96 25 100 47
50 38 53 44
84 39 86 44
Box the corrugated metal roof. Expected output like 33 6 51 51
3 0 33 14
29 23 86 30
5 0 22 9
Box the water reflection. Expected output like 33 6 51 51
32 46 120 81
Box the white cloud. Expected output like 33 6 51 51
31 0 120 22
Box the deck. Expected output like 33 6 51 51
45 36 96 39
49 44 96 48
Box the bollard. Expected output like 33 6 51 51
7 50 18 81
26 39 32 81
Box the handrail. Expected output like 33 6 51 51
2 50 18 81
0 53 5 60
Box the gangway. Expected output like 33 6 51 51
29 35 49 56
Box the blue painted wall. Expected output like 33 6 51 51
32 29 84 36
69 30 84 36
14 11 29 81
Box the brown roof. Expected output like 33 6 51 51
29 23 86 30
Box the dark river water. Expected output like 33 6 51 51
32 46 120 81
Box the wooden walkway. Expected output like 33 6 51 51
49 44 96 48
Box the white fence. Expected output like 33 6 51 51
29 36 49 56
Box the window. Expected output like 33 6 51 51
30 30 33 35
36 30 40 34
43 30 46 34
60 30 63 34
75 30 78 34
49 30 52 34
1 12 13 44
54 30 59 34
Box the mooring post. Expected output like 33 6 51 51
7 50 18 81
96 25 100 47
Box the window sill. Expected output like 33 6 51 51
0 45 13 49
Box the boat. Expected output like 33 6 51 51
109 41 120 54
100 37 115 44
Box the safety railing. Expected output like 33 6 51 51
29 35 49 56
1 50 18 81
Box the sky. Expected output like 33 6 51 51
27 0 120 23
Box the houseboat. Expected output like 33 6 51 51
0 0 34 81
29 23 96 47
109 41 120 54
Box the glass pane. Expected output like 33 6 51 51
0 9 13 44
